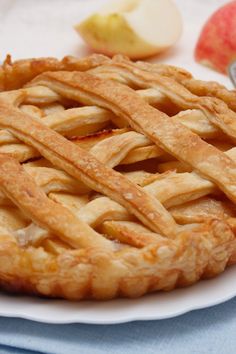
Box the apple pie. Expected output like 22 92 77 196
0 54 235 300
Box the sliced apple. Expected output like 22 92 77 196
75 0 182 59
195 1 236 74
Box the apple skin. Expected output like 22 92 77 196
195 1 236 74
76 13 159 59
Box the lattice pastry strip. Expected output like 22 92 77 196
0 85 222 166
0 54 235 299
29 70 236 203
135 59 236 112
0 97 232 235
89 61 233 139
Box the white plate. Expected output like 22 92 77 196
0 265 235 324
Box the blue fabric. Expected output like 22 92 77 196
0 297 236 354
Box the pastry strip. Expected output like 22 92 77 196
0 100 177 236
0 154 113 249
30 71 236 204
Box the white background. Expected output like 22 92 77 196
0 0 232 87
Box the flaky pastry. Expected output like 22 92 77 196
0 54 235 299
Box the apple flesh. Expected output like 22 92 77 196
195 1 236 74
75 0 182 59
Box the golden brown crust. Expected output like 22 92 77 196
134 57 236 112
31 70 236 203
0 54 235 300
0 100 176 236
0 54 110 91
0 218 234 299
0 154 112 249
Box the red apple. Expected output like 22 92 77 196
195 1 236 74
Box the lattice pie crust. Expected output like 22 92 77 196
0 54 235 299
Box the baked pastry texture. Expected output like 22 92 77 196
0 54 235 299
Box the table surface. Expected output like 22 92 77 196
0 0 235 353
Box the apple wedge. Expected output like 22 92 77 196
75 0 183 59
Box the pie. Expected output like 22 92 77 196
0 53 235 300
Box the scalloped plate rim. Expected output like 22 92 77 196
0 266 235 324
